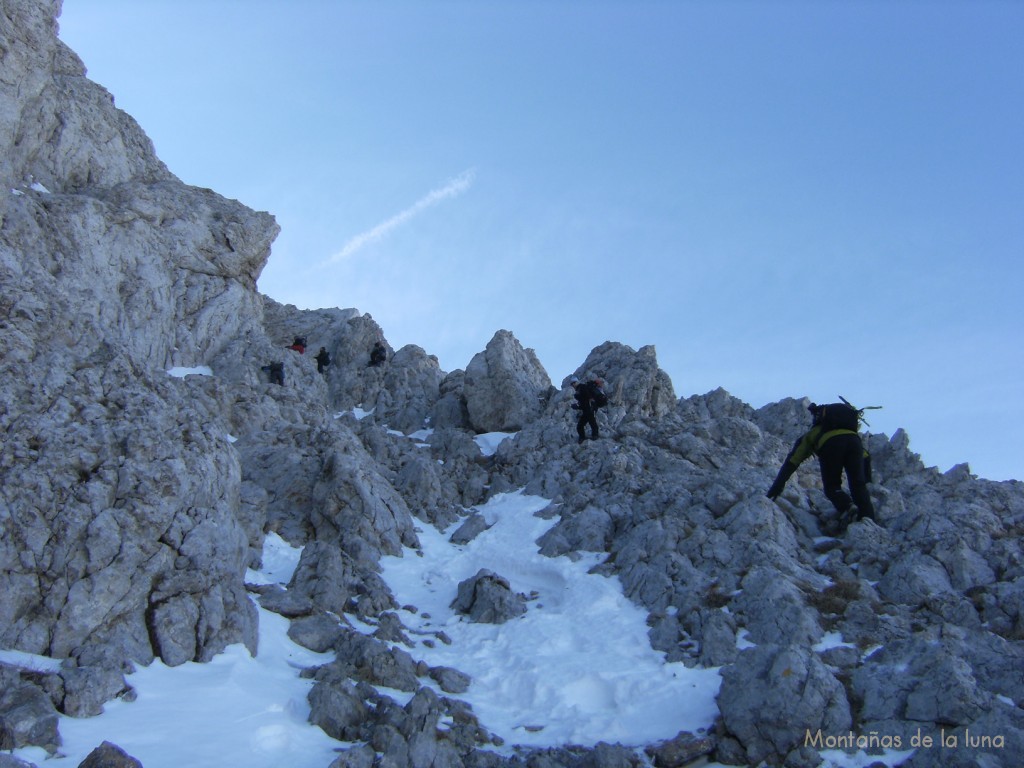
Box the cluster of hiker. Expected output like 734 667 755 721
260 338 388 387
261 345 877 537
568 377 878 536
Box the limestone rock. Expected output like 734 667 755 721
323 629 421 692
644 731 716 768
732 567 823 647
852 636 991 728
55 666 130 718
432 369 472 430
0 0 167 191
328 744 377 768
2 0 269 671
0 676 59 751
428 665 472 694
877 551 957 606
308 677 368 742
78 741 143 768
449 512 493 545
0 354 259 666
464 330 551 433
717 644 851 766
450 569 528 624
287 613 347 654
3 3 1024 764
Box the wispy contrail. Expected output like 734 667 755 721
326 169 476 264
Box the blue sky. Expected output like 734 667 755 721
58 1 1022 481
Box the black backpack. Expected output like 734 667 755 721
814 396 882 432
816 402 860 431
581 381 607 409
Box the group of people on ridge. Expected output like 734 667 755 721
263 337 387 386
286 336 333 373
273 337 877 535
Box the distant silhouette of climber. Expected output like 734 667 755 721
315 346 331 374
767 402 876 533
261 362 284 386
570 376 607 443
369 341 387 367
288 337 306 354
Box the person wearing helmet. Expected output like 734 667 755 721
570 376 608 443
766 402 876 533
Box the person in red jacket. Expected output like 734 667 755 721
767 402 876 532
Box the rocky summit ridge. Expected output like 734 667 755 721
2 2 1023 767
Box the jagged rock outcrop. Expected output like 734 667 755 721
482 344 1024 765
3 3 1024 768
575 341 676 423
261 297 446 433
0 0 165 191
463 329 552 433
1 0 277 683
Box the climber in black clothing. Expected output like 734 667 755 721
369 341 387 367
571 376 607 443
315 346 331 374
261 362 284 386
767 402 876 532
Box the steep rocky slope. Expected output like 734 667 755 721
2 2 1023 767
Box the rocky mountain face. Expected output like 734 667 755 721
2 2 1023 767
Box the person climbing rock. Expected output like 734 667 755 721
766 401 876 533
287 337 306 354
315 346 331 374
570 376 608 443
369 341 387 367
261 361 284 386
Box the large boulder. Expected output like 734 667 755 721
573 341 676 424
450 569 528 624
0 676 59 752
78 741 143 768
374 344 446 433
464 330 551 433
308 678 368 742
852 636 991 730
717 645 851 766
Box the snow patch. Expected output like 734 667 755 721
12 535 342 768
167 366 213 378
474 431 514 456
380 489 721 748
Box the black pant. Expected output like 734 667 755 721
817 433 874 520
577 408 598 440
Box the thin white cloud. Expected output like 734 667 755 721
325 168 476 264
